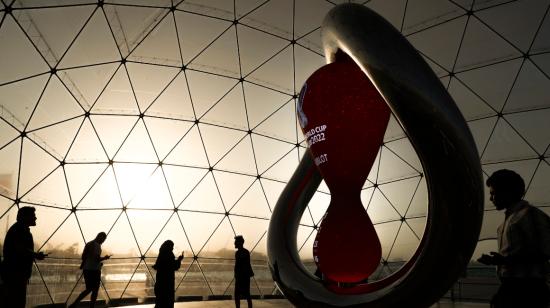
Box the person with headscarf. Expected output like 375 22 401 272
153 240 183 308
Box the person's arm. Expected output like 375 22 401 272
173 252 183 270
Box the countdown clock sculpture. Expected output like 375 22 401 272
267 4 484 307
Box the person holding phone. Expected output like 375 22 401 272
69 232 110 308
153 240 183 308
1 206 47 308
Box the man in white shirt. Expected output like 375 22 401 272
478 169 550 307
69 232 110 308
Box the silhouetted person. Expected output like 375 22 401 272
1 206 47 308
153 240 183 308
234 235 253 308
478 169 550 308
69 232 110 308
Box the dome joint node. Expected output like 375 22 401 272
225 211 229 217
97 0 104 7
208 166 214 172
71 207 77 213
20 131 26 138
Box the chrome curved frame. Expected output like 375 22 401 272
267 4 484 307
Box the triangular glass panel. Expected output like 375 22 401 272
482 117 538 163
91 66 140 115
531 54 550 81
251 134 295 175
199 123 247 165
258 178 286 210
476 0 548 53
19 138 59 196
294 0 333 38
237 24 289 76
113 163 157 206
214 136 257 175
199 216 235 258
174 10 232 64
246 45 294 93
144 117 194 161
76 165 123 209
296 28 323 55
105 211 142 257
162 165 208 207
25 5 95 67
262 147 300 182
0 15 49 84
402 0 464 35
386 221 421 262
479 209 504 240
201 83 248 130
0 139 20 199
31 206 73 251
0 196 16 223
189 25 240 78
58 8 121 69
384 138 422 174
383 114 406 142
367 188 402 224
531 13 550 53
39 212 84 257
122 260 156 299
178 211 225 255
145 213 193 257
244 82 291 129
448 77 495 120
185 70 239 119
229 181 271 219
239 0 293 40
163 125 209 168
366 0 408 30
28 263 58 307
420 52 449 78
179 172 226 213
405 177 428 218
0 116 20 149
405 216 427 242
254 99 296 142
525 162 550 207
126 63 181 111
90 114 138 159
373 221 400 263
294 45 325 93
104 5 166 57
128 11 181 66
506 109 550 155
229 215 269 255
235 0 267 18
175 261 211 296
144 73 195 121
467 117 498 155
28 117 82 161
296 225 315 260
378 176 423 218
58 63 120 111
212 171 256 210
376 145 419 183
505 60 550 112
101 257 138 300
407 16 467 72
126 167 174 210
114 120 159 163
26 76 84 131
21 167 71 209
76 209 122 243
126 209 174 254
65 118 108 162
455 17 521 70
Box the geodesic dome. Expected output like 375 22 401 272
0 0 548 306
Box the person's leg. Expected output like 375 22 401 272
5 278 27 308
234 292 241 308
69 288 92 307
89 270 101 308
246 295 252 308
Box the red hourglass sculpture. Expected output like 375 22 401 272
298 58 391 283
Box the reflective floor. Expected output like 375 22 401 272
120 299 489 307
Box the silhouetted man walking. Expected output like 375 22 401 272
478 169 550 308
1 206 47 308
69 232 110 308
234 235 253 308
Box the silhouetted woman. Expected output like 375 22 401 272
153 240 183 308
